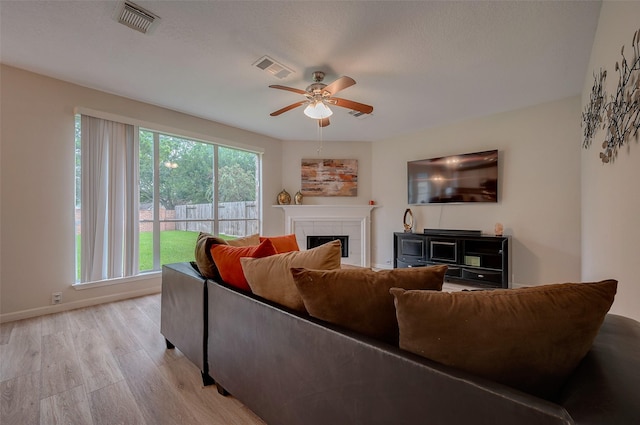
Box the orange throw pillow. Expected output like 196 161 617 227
210 239 277 291
259 234 300 253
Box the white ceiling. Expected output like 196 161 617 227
0 0 601 142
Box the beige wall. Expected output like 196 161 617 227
370 97 583 287
0 65 283 320
581 2 640 321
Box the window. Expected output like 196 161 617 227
75 115 261 283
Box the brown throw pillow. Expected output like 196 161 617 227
291 265 447 345
194 232 228 279
226 233 260 247
390 280 617 400
241 240 342 312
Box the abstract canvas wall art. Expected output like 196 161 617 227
300 159 358 196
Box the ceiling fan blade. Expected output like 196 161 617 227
318 117 330 127
270 101 307 116
269 85 308 95
322 76 356 96
331 97 374 114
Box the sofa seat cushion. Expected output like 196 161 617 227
241 240 342 313
390 279 617 400
292 265 447 345
210 239 277 291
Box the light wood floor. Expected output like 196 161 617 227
0 294 266 425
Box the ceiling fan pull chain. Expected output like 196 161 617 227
316 121 323 155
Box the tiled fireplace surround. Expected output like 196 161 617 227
275 205 376 267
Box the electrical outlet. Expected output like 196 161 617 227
52 292 62 305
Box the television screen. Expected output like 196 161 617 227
408 150 498 204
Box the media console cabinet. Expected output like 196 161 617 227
394 230 509 288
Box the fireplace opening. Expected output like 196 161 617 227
307 235 349 257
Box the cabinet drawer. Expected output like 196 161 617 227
444 265 462 278
462 268 502 285
396 259 427 268
427 262 461 278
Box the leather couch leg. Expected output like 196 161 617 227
202 371 215 386
216 382 229 396
165 338 175 349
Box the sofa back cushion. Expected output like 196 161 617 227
210 239 277 291
291 265 447 345
390 279 617 399
259 234 300 253
241 240 342 312
226 234 261 247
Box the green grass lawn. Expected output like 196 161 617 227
76 230 237 278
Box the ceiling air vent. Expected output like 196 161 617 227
348 110 373 120
116 1 160 34
253 55 294 80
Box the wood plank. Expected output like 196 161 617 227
10 316 42 340
39 331 84 399
0 321 15 345
0 372 40 425
41 312 72 336
0 334 41 382
90 303 141 358
133 294 162 325
65 307 100 335
40 385 93 425
158 356 266 425
112 299 181 367
88 380 146 425
117 349 202 425
72 329 124 393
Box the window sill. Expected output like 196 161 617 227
73 271 161 290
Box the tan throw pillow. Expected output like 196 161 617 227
241 240 342 312
227 234 260 247
210 239 277 292
194 232 228 279
291 265 447 345
390 280 617 400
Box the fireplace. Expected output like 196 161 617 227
275 205 376 267
307 235 349 257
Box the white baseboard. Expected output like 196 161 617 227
0 284 162 323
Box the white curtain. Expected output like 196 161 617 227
81 115 139 282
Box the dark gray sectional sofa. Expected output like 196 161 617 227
161 262 640 425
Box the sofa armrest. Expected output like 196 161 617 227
558 314 640 425
161 262 208 372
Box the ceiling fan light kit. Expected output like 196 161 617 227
304 101 333 119
269 71 373 127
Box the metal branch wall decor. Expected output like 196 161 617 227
582 28 640 163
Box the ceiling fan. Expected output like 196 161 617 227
269 71 373 127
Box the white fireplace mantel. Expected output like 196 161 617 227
274 205 377 267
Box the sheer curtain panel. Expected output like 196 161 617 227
80 115 139 282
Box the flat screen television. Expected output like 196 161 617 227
408 149 498 204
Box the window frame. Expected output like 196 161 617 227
73 107 263 288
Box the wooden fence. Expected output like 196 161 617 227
174 201 259 237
